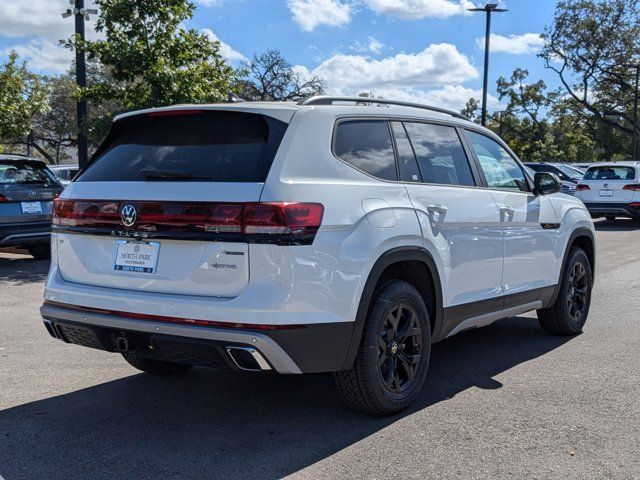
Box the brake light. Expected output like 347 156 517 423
0 193 8 202
576 184 590 191
147 110 203 117
623 184 640 191
52 200 324 244
244 202 324 235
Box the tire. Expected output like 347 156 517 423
121 353 193 375
27 244 50 260
537 247 592 336
334 280 431 415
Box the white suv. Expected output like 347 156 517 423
41 97 596 415
575 161 640 221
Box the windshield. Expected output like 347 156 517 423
0 161 59 186
554 164 584 181
584 166 636 181
78 111 288 183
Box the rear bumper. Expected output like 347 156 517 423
0 221 51 247
40 302 353 374
582 202 640 218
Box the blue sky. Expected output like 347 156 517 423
0 0 561 111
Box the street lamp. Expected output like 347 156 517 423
468 3 507 127
62 0 97 168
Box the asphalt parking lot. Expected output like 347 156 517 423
1 219 639 480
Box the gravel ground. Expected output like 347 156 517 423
1 219 639 479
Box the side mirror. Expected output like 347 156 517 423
534 172 561 195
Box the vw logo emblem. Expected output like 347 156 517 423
120 204 137 227
27 191 37 199
603 183 609 188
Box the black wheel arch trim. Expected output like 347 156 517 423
545 227 595 308
340 246 444 371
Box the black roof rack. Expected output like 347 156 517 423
297 96 470 121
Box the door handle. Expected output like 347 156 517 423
427 204 448 215
499 206 515 218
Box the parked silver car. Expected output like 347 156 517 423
0 155 63 259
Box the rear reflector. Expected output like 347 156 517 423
53 199 323 245
623 184 640 191
576 184 590 191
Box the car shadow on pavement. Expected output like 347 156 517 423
593 218 639 231
0 316 572 480
0 253 49 285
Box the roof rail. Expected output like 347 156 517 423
298 95 470 121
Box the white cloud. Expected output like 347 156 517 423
476 33 545 55
362 0 476 19
196 0 223 5
202 29 247 63
349 36 386 55
0 0 99 41
367 37 385 54
3 38 72 74
311 43 478 91
287 0 352 32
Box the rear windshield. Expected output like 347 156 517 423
77 111 288 183
0 161 59 186
583 166 636 181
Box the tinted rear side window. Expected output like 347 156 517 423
78 111 288 183
404 123 475 186
334 121 397 181
583 166 636 181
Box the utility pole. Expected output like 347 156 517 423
468 3 507 127
632 65 639 161
62 1 97 168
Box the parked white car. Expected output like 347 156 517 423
48 164 79 186
40 97 596 414
575 161 640 221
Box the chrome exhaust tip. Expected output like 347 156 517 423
43 319 60 339
226 346 272 372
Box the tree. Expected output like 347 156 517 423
0 52 49 151
84 0 240 111
540 0 640 145
242 50 324 101
460 98 481 123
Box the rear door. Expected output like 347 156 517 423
0 160 60 224
397 121 505 313
56 109 291 298
579 165 637 203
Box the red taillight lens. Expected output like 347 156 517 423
52 200 324 244
623 184 640 191
244 202 324 235
0 193 8 202
576 184 590 191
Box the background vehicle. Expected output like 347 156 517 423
525 162 585 196
0 155 62 259
575 161 640 221
40 97 595 415
49 164 79 186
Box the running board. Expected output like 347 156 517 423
446 301 542 337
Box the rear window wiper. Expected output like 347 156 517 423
139 169 211 181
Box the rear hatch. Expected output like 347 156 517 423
0 160 61 224
577 165 638 203
55 108 293 298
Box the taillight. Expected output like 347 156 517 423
52 200 324 245
576 184 590 191
623 184 640 191
244 202 324 235
0 193 8 202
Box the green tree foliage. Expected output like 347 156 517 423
0 52 49 148
241 50 324 101
84 0 240 110
540 0 640 142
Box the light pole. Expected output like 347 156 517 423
632 64 639 160
468 3 507 127
62 1 97 168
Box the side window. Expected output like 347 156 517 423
334 121 397 181
390 122 421 182
403 122 475 186
466 131 528 192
